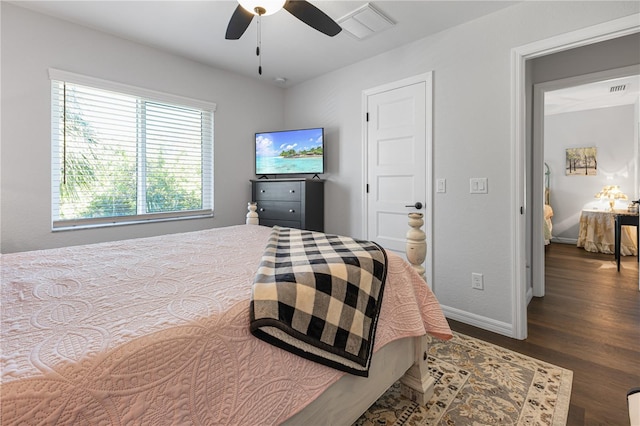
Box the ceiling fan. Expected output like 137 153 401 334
225 0 342 41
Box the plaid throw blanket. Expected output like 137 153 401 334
250 226 388 376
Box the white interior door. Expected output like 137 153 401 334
365 74 432 282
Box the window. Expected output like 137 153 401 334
50 70 215 229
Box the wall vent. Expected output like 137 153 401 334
337 3 395 40
609 84 627 93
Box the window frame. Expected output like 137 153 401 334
49 69 216 231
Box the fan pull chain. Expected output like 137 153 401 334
256 14 262 75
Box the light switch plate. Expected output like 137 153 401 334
470 178 488 194
436 178 446 193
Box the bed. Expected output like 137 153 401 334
1 224 451 424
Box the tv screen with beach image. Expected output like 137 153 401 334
255 128 324 175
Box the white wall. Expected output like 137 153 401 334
545 104 637 241
0 3 285 253
283 1 640 334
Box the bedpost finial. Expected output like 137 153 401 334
406 212 426 280
246 202 259 225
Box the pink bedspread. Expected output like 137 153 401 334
1 225 451 424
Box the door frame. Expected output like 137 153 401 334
512 14 640 339
531 65 640 299
362 72 434 289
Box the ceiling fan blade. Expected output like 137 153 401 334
225 5 254 40
283 1 342 37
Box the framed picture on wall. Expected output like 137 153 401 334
565 147 597 176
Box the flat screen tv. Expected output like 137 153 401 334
255 127 324 176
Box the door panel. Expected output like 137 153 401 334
375 211 413 247
367 81 427 255
377 137 415 165
377 175 414 203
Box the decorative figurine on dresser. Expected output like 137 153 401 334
251 179 324 231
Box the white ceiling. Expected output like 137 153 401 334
12 0 520 87
545 74 640 115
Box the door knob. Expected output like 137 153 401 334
405 202 423 210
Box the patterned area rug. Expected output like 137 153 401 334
354 332 573 425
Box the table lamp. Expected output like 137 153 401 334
594 185 628 211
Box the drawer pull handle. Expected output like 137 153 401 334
289 190 295 193
260 189 266 193
289 209 295 213
260 208 265 212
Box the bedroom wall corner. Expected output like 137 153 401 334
0 3 285 253
283 1 640 337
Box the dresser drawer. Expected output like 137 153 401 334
256 201 301 221
254 181 301 201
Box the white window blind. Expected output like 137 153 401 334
50 70 215 229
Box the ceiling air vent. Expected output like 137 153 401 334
609 84 627 93
338 3 395 40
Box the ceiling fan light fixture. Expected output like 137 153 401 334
238 0 286 16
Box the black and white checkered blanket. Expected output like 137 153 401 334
250 226 388 376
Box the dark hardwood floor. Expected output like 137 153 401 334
449 243 639 426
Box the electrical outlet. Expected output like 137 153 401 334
472 273 484 290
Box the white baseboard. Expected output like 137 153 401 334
441 305 515 338
526 286 533 305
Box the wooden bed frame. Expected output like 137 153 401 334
399 212 436 405
248 206 436 423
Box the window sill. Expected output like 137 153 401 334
52 211 214 232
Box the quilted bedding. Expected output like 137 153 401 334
0 225 451 425
251 226 388 376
